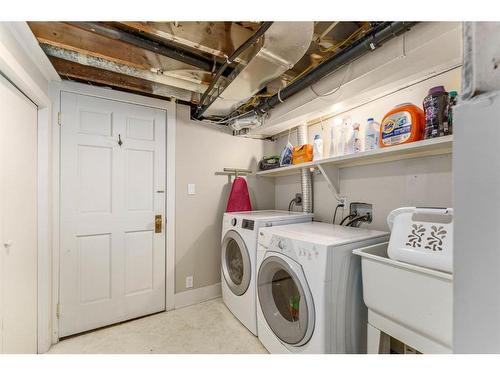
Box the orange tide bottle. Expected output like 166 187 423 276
379 103 425 147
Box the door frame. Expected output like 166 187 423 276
0 22 61 353
49 81 176 344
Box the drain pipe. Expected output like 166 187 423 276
296 124 313 214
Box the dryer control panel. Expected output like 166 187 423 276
241 219 255 231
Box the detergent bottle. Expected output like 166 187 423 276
380 103 425 147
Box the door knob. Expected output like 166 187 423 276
155 215 162 234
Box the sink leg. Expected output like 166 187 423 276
367 323 391 354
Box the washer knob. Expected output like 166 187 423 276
231 218 237 226
278 240 285 250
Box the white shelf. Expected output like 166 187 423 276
257 136 453 177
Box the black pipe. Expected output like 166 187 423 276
241 21 418 119
194 21 274 119
67 22 217 72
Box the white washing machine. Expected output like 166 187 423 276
256 221 389 353
221 210 313 335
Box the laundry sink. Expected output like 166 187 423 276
353 242 453 354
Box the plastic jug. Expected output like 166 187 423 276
380 103 425 147
313 134 323 161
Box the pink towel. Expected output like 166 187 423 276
226 177 252 212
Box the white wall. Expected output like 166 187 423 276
272 67 460 231
0 22 59 354
175 104 275 293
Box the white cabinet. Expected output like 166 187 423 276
0 74 38 353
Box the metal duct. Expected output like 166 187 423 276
297 124 313 214
203 22 314 117
245 22 417 118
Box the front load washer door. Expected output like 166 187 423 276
221 230 251 296
257 254 315 346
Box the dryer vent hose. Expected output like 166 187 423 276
297 124 313 214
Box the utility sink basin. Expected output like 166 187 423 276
353 242 453 353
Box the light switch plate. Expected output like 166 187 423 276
187 183 196 195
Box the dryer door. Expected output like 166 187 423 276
221 230 251 296
257 253 315 346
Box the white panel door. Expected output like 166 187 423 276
0 74 38 353
60 92 166 337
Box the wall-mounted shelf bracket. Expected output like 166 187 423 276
316 164 343 203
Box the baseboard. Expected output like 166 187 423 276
174 282 221 309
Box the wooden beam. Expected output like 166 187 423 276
49 56 194 102
41 43 206 95
28 22 213 86
67 22 215 72
118 22 256 64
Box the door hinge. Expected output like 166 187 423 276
58 112 62 126
56 303 61 319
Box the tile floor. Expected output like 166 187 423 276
48 298 267 354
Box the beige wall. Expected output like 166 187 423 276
175 104 275 293
274 155 452 231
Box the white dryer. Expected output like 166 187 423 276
256 222 389 353
221 211 313 335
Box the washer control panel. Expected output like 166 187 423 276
269 235 319 263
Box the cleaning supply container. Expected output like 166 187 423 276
387 207 453 273
313 134 324 161
352 123 362 153
353 243 452 353
380 103 425 147
423 86 450 139
364 118 380 151
292 144 313 164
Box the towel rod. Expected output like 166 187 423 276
215 168 252 178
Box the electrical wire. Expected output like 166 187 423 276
345 214 370 227
288 199 296 212
339 214 356 226
332 204 344 225
310 61 352 98
318 23 371 53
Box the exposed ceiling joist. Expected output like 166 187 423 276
118 22 256 64
29 21 376 115
67 22 216 72
49 56 194 101
41 44 202 99
28 22 213 87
